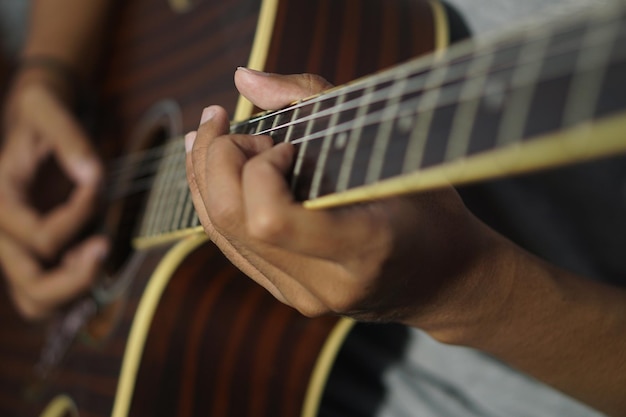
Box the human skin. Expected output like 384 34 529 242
0 0 112 320
186 67 626 416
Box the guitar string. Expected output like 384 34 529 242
107 29 624 198
104 11 606 180
237 9 623 135
106 46 626 204
250 25 624 141
113 7 625 235
105 45 625 207
104 10 621 183
110 18 622 191
104 24 624 202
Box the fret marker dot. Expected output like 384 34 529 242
484 78 507 111
335 132 348 149
398 114 414 133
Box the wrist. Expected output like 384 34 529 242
11 55 83 106
402 221 525 345
428 229 555 347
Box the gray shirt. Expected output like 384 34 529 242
0 0 29 59
377 1 618 416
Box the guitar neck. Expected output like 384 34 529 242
136 0 626 246
232 1 626 208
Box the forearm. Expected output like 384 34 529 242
463 241 626 416
21 0 113 85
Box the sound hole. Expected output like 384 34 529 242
96 99 182 297
101 126 169 281
74 100 182 345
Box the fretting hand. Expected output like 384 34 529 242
185 68 516 340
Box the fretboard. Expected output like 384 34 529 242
135 0 626 247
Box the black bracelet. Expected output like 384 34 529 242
17 55 84 96
16 55 99 131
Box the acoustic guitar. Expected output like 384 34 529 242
2 0 625 416
0 0 442 416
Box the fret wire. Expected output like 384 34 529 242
139 156 164 236
106 6 623 191
271 110 281 129
290 101 321 194
308 94 347 199
562 15 621 127
156 140 184 234
248 11 620 140
126 39 625 210
124 37 626 210
170 150 190 233
494 30 552 147
308 135 335 199
445 47 496 161
365 71 410 184
296 40 615 174
402 65 448 172
114 10 621 201
254 116 266 134
105 4 623 211
162 143 185 233
141 140 176 236
336 83 377 192
257 29 626 150
284 107 301 143
158 145 179 234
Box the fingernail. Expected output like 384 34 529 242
237 66 271 76
90 239 109 261
185 131 197 153
73 159 99 185
200 106 216 125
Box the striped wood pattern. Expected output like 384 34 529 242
0 1 437 416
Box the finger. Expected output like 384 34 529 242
193 106 273 235
185 116 289 303
0 151 100 259
0 92 102 258
234 68 333 110
0 235 108 320
238 143 390 313
25 85 102 186
26 86 102 256
242 142 393 263
189 106 339 314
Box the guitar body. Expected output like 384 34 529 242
0 1 441 416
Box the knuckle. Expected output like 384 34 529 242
324 297 353 315
13 297 48 321
33 234 59 260
301 73 332 95
322 290 362 315
293 299 328 318
207 200 241 232
247 211 290 243
89 161 105 185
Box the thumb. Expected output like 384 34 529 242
234 68 333 110
26 85 102 186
